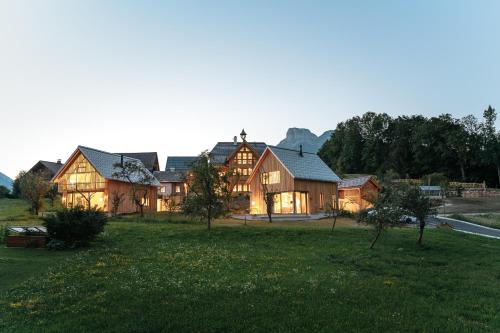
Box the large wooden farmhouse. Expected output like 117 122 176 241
247 145 341 215
210 130 267 195
52 146 160 214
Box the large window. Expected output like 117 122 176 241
236 147 254 165
272 191 308 214
261 171 280 184
59 154 105 192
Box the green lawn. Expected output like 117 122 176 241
1 199 500 332
450 213 500 230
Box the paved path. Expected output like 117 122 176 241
429 216 500 239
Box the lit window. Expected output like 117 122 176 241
238 184 243 192
262 171 280 184
175 185 181 193
160 186 166 193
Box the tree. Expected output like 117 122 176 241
112 160 156 218
482 106 500 185
11 172 24 198
361 186 405 249
19 171 51 215
402 186 435 246
182 152 232 230
0 185 10 198
259 169 275 223
110 189 125 217
46 184 59 207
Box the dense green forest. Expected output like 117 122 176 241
319 106 500 187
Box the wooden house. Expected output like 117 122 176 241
338 176 380 212
154 156 198 212
210 130 267 194
28 160 64 180
247 145 341 215
52 146 160 214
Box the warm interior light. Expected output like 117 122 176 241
251 201 255 206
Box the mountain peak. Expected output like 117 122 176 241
277 128 333 153
0 172 13 191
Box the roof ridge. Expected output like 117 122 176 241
268 145 317 155
78 145 141 162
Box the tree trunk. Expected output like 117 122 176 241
417 220 425 246
139 205 144 218
497 164 500 187
460 162 466 181
331 215 337 232
207 206 211 231
370 228 382 249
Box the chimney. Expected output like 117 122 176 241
120 154 124 167
233 136 238 145
299 144 303 157
57 159 62 164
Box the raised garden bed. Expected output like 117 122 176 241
5 226 47 248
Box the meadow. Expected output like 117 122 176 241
1 198 500 332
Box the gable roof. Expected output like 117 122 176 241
117 152 159 172
54 146 160 186
250 146 341 183
339 176 378 189
29 160 64 176
154 171 184 183
165 156 197 172
209 141 267 164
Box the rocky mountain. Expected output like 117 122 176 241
0 172 13 191
277 128 333 153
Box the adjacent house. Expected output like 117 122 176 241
338 176 380 212
247 145 341 215
210 130 267 194
419 185 443 199
28 160 64 180
52 146 159 214
154 170 188 211
165 156 198 172
154 156 198 212
117 152 160 172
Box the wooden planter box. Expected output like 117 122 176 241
6 235 46 248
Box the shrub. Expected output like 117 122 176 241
42 206 107 249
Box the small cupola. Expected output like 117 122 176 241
240 129 247 142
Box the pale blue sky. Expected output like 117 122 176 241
1 0 499 178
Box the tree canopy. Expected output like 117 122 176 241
319 107 500 186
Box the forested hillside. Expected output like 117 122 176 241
319 106 500 187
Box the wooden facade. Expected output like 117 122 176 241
157 182 188 212
53 149 157 214
339 178 379 212
248 149 338 215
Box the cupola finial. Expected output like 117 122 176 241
240 129 247 142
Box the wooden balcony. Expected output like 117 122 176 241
58 182 106 192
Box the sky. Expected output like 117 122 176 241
1 0 500 179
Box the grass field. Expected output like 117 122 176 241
449 213 500 230
1 199 500 332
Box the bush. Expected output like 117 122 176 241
42 206 107 249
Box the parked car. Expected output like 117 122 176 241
365 208 417 224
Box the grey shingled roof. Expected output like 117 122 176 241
339 176 372 189
210 142 267 164
30 161 64 176
78 146 160 186
165 156 198 172
117 152 159 171
154 171 184 183
267 146 341 183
